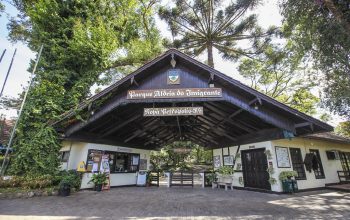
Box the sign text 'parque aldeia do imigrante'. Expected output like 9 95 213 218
127 88 222 99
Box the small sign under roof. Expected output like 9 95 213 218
143 107 203 117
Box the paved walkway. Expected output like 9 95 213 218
0 187 349 219
326 183 350 192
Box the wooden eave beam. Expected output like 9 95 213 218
224 95 296 133
224 128 285 147
204 102 256 133
130 76 139 86
124 119 161 143
185 128 219 145
183 133 209 147
99 114 142 138
196 116 238 141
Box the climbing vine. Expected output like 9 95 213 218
6 0 163 176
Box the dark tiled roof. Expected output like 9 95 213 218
304 132 350 144
0 119 15 145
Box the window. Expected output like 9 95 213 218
86 149 140 173
326 151 337 160
339 152 350 172
309 149 325 179
86 150 103 172
114 153 139 173
289 148 306 180
60 151 70 162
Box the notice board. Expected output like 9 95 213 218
275 146 291 168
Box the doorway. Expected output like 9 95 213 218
241 148 271 190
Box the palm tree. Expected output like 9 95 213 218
159 0 275 67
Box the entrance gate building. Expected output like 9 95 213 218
55 49 350 192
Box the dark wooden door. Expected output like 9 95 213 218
241 148 271 190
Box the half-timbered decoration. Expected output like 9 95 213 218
56 49 350 192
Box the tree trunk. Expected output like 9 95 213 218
207 43 214 68
323 0 350 35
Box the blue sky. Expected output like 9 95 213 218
0 0 344 125
0 1 34 118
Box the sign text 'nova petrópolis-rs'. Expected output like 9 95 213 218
144 107 203 117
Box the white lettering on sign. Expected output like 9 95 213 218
127 88 222 99
144 107 204 117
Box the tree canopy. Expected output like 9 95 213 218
280 0 350 119
159 0 275 67
6 0 162 175
238 42 319 115
335 121 350 138
150 141 212 172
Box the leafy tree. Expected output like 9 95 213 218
280 0 350 119
0 95 22 111
5 0 162 175
335 121 350 137
319 113 332 123
159 0 276 67
150 141 212 171
238 43 319 115
0 2 4 16
190 145 212 164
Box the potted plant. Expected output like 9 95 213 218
146 171 152 187
279 171 298 181
89 173 108 191
59 177 72 197
205 172 217 186
279 171 298 193
217 166 234 182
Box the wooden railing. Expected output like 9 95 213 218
170 171 194 187
150 171 160 187
337 171 350 183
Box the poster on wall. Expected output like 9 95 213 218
213 155 221 168
92 163 99 172
275 146 291 168
132 155 140 166
86 149 103 172
100 155 110 173
223 155 234 166
139 159 147 170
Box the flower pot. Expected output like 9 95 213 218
95 184 103 192
59 184 71 197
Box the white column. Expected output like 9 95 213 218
165 172 171 188
199 172 205 188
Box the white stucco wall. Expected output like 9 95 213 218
213 138 350 192
59 141 151 189
212 141 279 191
271 138 350 191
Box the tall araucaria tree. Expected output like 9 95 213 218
6 0 163 175
159 0 276 67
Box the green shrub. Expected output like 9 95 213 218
58 170 82 190
0 175 53 189
0 170 81 190
217 166 234 176
21 175 54 189
89 173 108 185
279 171 298 181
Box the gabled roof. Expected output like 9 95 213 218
304 132 350 144
55 49 333 149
